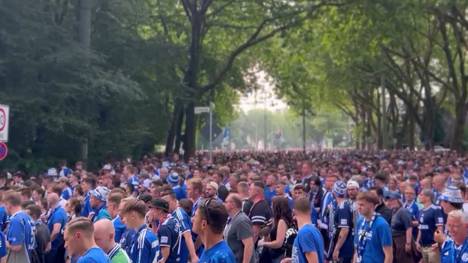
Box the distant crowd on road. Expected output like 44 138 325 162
0 150 467 263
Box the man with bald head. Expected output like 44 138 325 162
432 175 446 205
94 219 131 263
46 192 67 263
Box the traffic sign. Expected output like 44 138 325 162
194 106 210 114
0 104 9 142
0 142 8 161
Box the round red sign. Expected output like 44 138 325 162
0 108 5 132
0 142 8 161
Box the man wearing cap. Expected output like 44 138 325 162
90 186 112 222
167 172 187 200
47 168 59 178
416 189 444 263
438 185 464 217
205 181 222 202
434 185 465 247
439 210 468 263
327 181 354 263
150 198 182 263
46 192 68 263
386 191 415 263
346 180 359 208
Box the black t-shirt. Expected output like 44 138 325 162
158 217 181 263
376 203 393 225
31 222 51 263
218 185 229 202
391 207 412 235
248 199 272 226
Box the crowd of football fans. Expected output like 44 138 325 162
0 150 466 263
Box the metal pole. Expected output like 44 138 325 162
381 75 387 149
302 105 306 153
209 104 213 162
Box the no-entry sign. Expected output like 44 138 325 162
0 104 9 142
0 142 8 161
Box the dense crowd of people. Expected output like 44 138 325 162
0 150 467 263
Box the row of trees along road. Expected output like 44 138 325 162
0 0 466 170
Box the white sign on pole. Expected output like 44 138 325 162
194 106 210 114
0 104 9 142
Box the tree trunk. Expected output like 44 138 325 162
451 101 466 152
360 104 366 150
78 0 92 49
180 6 202 159
422 95 435 150
408 111 416 150
77 0 92 162
183 102 196 160
174 104 185 153
165 102 183 156
366 106 372 150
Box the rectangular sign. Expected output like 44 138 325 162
0 104 9 142
194 106 210 114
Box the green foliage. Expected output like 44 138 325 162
0 0 178 171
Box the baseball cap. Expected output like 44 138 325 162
47 168 58 177
346 180 359 189
167 172 179 185
207 181 219 192
150 198 169 212
439 185 464 204
90 186 110 202
333 181 347 197
385 191 401 200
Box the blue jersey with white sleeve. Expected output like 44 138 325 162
61 187 73 201
172 207 192 262
291 224 324 263
129 224 159 263
158 216 185 263
120 228 136 255
7 210 35 250
418 205 444 246
440 238 468 263
334 200 354 257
